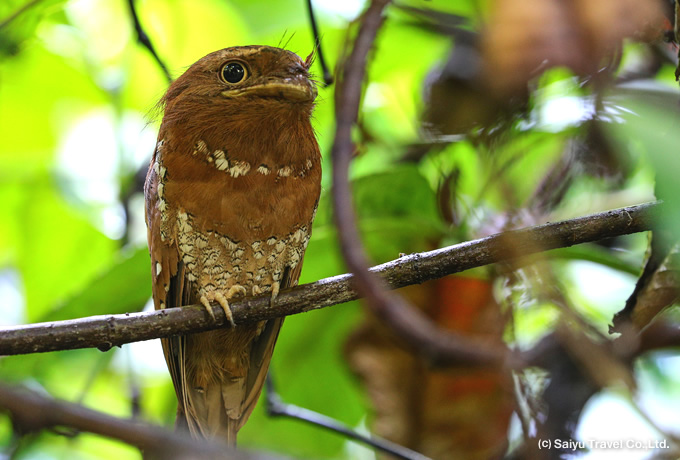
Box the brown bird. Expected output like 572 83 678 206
144 45 321 445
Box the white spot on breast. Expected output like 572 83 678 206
214 150 229 170
252 241 262 251
221 237 239 250
155 262 162 276
195 234 209 249
267 237 277 245
257 165 270 175
289 249 301 267
177 211 192 233
194 140 208 156
278 166 291 177
306 159 313 169
229 161 251 178
291 228 306 243
275 240 286 253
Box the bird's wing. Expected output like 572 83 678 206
145 151 189 428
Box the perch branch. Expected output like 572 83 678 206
0 201 660 358
0 383 279 460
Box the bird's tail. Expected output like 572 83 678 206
184 382 240 446
180 318 284 446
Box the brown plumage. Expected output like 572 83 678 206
144 45 321 445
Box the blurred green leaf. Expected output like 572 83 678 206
11 179 115 321
603 84 680 235
41 247 150 322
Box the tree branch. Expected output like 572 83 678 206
0 383 280 460
265 374 428 460
0 201 660 357
305 0 334 85
126 0 172 83
0 0 42 31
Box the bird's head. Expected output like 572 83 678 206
161 46 318 112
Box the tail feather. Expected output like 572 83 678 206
185 383 240 446
180 317 284 445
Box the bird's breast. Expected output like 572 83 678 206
153 136 321 298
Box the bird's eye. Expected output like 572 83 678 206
220 62 247 84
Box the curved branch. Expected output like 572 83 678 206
0 383 279 460
0 201 659 357
330 0 500 367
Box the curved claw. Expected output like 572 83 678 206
269 281 280 308
214 291 236 327
200 295 217 321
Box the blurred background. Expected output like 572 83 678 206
2 0 680 459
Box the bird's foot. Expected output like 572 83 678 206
200 295 217 321
214 291 236 327
269 281 280 308
199 285 245 327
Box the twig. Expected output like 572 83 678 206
0 383 281 460
126 0 172 83
305 0 334 85
265 374 429 460
0 201 659 359
0 0 42 31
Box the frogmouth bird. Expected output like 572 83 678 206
144 45 321 444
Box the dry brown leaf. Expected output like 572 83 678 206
345 277 513 460
631 243 680 329
482 0 665 95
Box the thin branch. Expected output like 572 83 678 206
0 201 659 358
305 0 334 85
126 0 172 83
0 0 42 31
0 383 280 460
265 374 429 460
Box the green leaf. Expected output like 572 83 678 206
603 84 680 235
12 179 115 321
42 247 151 322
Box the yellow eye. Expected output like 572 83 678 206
220 61 248 84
